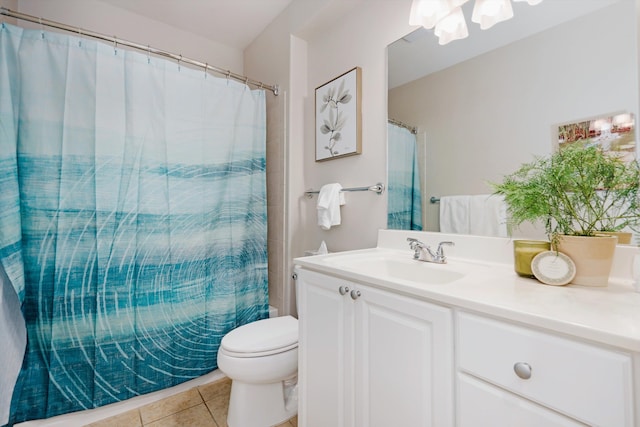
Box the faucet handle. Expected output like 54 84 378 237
406 237 418 249
406 237 422 258
436 241 455 259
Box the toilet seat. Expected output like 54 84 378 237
220 315 298 358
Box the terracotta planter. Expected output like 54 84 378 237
553 235 618 287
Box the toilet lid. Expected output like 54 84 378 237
221 315 298 357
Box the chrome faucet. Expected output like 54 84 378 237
406 238 455 264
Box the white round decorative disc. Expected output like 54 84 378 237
531 251 576 286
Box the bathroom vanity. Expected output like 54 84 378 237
293 230 640 427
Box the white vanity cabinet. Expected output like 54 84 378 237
294 231 640 426
296 268 454 427
456 311 634 427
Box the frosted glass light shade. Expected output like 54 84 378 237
434 7 469 45
471 0 514 30
409 0 469 29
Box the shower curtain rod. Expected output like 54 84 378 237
388 118 417 134
0 7 279 95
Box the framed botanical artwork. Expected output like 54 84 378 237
315 67 362 161
556 112 636 164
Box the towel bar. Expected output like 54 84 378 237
430 196 440 204
305 183 385 198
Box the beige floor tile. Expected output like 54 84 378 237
89 378 297 427
85 409 142 427
144 403 217 427
139 388 203 425
204 394 229 427
197 377 231 402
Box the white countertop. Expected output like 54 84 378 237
294 230 640 353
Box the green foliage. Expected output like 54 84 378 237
491 144 640 237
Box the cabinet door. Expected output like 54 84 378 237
296 269 355 427
354 284 454 427
458 374 585 427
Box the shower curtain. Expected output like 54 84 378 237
387 123 422 230
0 23 268 424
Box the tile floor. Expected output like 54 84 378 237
86 377 297 427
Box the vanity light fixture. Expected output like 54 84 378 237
409 0 543 45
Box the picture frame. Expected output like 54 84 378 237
555 112 636 164
315 67 362 161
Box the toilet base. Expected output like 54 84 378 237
227 379 298 427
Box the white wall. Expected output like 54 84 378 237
389 0 638 234
299 1 414 254
246 0 416 314
0 0 18 24
245 6 303 315
13 0 243 74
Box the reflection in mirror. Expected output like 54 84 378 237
387 0 638 240
387 119 422 230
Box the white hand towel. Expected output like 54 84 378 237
317 183 344 230
468 194 508 237
439 195 470 234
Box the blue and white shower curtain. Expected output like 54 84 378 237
387 123 422 230
0 23 268 424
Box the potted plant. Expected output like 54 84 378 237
491 144 640 286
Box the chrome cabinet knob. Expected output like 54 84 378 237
350 289 361 300
338 286 350 295
513 362 532 380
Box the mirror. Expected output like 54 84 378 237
387 0 638 239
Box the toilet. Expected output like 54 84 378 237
217 315 299 427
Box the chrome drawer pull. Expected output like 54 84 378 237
339 286 350 295
513 362 532 380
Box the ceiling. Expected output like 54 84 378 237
96 0 295 50
389 0 624 89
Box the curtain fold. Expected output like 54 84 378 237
0 23 268 424
387 123 423 230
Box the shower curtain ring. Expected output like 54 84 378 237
226 70 231 85
204 63 208 79
113 37 118 55
39 17 44 38
147 45 151 63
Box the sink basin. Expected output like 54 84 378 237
351 257 465 284
322 250 484 285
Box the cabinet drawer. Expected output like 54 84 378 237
457 312 633 427
458 373 585 427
